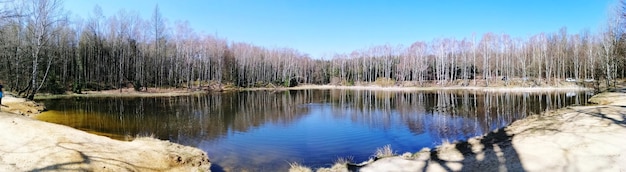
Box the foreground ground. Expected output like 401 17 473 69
0 95 211 171
295 89 626 172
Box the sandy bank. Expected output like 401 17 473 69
298 89 626 172
35 88 210 99
0 95 211 171
1 94 45 117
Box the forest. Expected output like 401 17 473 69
1 0 625 99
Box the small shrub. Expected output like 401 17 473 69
374 144 395 158
284 78 299 87
266 83 276 88
72 81 82 93
133 81 143 91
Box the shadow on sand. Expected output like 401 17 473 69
351 99 626 172
428 127 524 172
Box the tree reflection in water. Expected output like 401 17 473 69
326 90 591 145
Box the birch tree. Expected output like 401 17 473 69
23 0 63 99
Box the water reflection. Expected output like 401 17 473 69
37 90 593 171
326 90 590 144
38 91 321 144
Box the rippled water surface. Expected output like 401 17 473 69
37 90 593 171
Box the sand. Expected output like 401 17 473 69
0 95 45 117
0 95 211 171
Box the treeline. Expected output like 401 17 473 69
0 0 625 99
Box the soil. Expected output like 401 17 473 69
0 94 211 171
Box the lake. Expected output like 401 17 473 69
36 89 593 171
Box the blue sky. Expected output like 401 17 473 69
64 0 615 58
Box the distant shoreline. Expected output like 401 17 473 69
33 84 593 99
243 84 592 92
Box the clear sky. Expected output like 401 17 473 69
64 0 616 58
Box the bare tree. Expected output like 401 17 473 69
23 0 64 99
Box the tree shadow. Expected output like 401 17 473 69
427 127 525 172
571 105 626 127
26 149 93 172
210 163 226 172
23 142 156 171
352 127 527 171
421 104 626 172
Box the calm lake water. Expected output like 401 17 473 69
37 89 593 171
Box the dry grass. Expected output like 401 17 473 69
288 162 313 172
135 133 157 139
332 156 352 165
374 144 395 158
